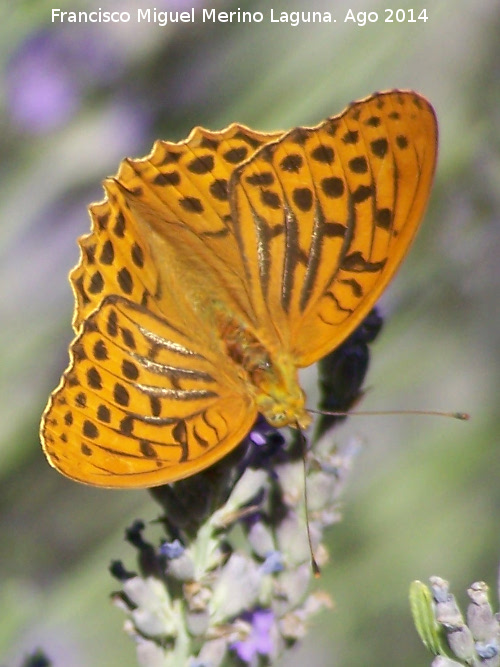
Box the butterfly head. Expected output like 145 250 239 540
252 355 311 431
262 402 311 431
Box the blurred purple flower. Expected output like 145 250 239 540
7 31 80 132
7 28 124 133
231 609 275 663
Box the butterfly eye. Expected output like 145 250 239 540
267 412 288 428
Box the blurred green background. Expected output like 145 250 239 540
1 0 499 665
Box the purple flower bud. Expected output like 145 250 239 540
231 609 275 662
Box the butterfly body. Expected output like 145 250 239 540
41 91 437 488
207 302 307 429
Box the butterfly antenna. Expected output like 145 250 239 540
307 408 470 420
297 424 321 577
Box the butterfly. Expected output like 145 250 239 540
40 90 438 488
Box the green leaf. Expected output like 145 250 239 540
409 580 448 657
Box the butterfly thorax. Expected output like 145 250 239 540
215 309 311 430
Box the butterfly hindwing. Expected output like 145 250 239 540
41 296 256 487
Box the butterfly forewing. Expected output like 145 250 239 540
230 91 437 366
72 124 283 332
116 124 284 283
71 182 166 332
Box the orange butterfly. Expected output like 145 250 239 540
40 90 437 488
